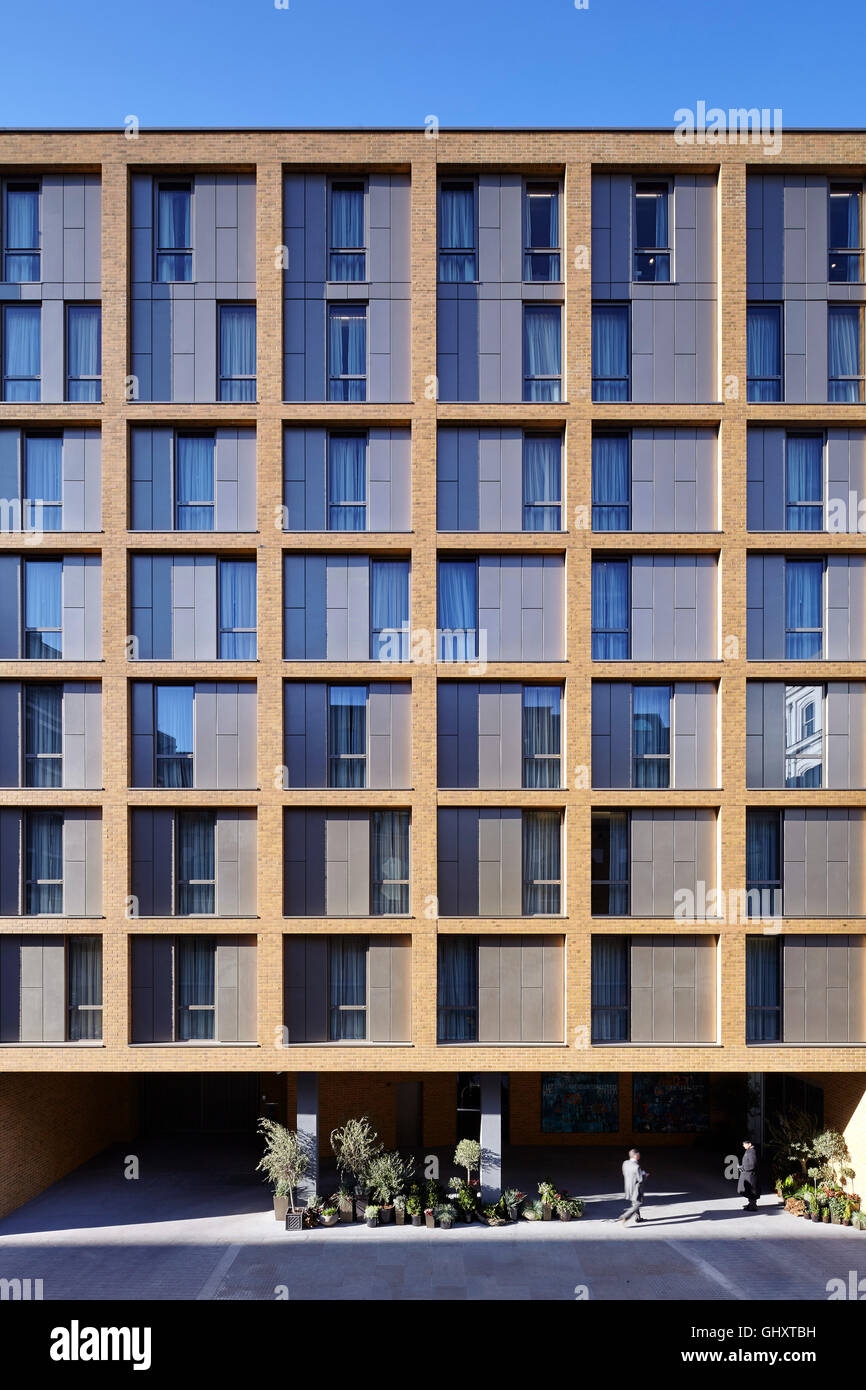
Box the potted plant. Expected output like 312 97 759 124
437 1204 455 1230
557 1193 584 1222
319 1205 339 1227
406 1194 422 1226
451 1180 478 1224
454 1138 482 1189
522 1197 544 1221
256 1119 309 1231
538 1180 558 1220
303 1194 322 1229
336 1184 354 1223
330 1116 382 1220
364 1204 379 1229
394 1194 406 1227
367 1150 415 1228
843 1202 853 1228
502 1188 524 1223
424 1207 436 1229
483 1203 506 1227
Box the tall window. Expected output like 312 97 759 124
747 304 782 402
328 939 367 1040
785 559 823 659
524 183 560 281
329 182 365 282
523 810 561 914
632 685 671 788
24 559 62 659
439 182 476 282
370 559 409 661
828 304 863 402
592 433 630 530
437 559 477 661
828 185 862 283
371 810 410 915
175 435 215 531
328 434 366 530
592 304 629 401
66 305 101 402
633 182 670 282
218 560 257 659
156 183 192 281
328 686 366 787
175 937 215 1040
328 304 366 401
24 435 62 532
155 685 194 788
746 810 782 918
591 811 629 915
67 936 103 1041
24 683 62 787
523 304 561 401
522 686 561 788
745 937 782 1042
4 182 39 282
591 937 629 1041
176 812 215 915
2 303 40 401
218 304 256 401
25 810 63 914
437 936 478 1041
523 434 561 530
785 434 823 531
785 684 824 788
591 559 629 659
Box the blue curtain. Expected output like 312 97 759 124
25 435 62 531
522 686 561 788
437 937 478 1041
785 560 823 659
746 938 781 1041
219 305 256 401
370 560 409 661
592 433 630 529
329 185 365 280
176 937 215 1040
328 686 367 788
439 185 475 281
525 189 560 280
219 560 257 659
592 305 629 401
67 936 102 1041
177 812 215 915
176 436 214 530
523 305 561 401
592 812 629 915
158 186 190 252
328 306 366 400
329 939 367 1040
26 810 62 914
785 435 823 531
3 304 40 401
437 560 477 661
371 810 409 915
5 186 39 280
633 685 671 788
156 685 194 788
328 434 366 530
523 810 561 914
591 937 629 1041
591 560 629 659
25 683 62 787
747 306 781 401
523 434 561 530
829 191 860 281
746 810 781 917
24 560 62 658
66 306 101 402
828 306 861 402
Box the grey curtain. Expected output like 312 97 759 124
371 810 409 915
437 937 478 1041
522 685 561 788
522 810 561 914
329 938 367 1040
67 936 103 1041
176 937 215 1040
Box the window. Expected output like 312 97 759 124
25 810 63 914
328 434 366 530
747 304 782 402
592 304 629 401
746 810 782 918
176 811 215 915
371 810 410 915
24 684 62 787
523 434 561 531
370 559 410 661
155 685 194 788
437 936 478 1041
175 937 215 1040
785 435 823 531
523 304 561 401
328 304 366 401
24 435 62 532
218 304 256 402
2 303 40 401
218 559 257 659
591 811 629 915
745 937 782 1042
524 183 560 281
156 183 192 282
329 182 365 282
67 936 102 1041
439 182 476 282
591 937 629 1041
523 810 561 914
829 185 862 283
785 559 823 659
24 559 62 659
592 434 630 530
591 559 629 659
328 939 367 1040
632 685 671 789
328 686 366 787
4 182 39 282
65 305 101 402
633 182 670 282
522 686 561 788
437 559 477 661
828 304 863 402
784 684 823 789
175 436 215 531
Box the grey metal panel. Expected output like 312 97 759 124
369 935 397 1043
62 681 86 789
477 934 501 1042
130 808 173 917
215 810 241 915
235 682 257 788
500 683 522 789
591 681 612 788
0 809 21 914
0 555 20 658
0 430 20 525
283 810 326 916
609 682 632 787
216 936 240 1042
62 808 100 917
0 682 21 786
389 683 411 788
437 808 479 915
130 681 154 787
131 935 175 1043
325 811 369 916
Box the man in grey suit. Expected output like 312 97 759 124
619 1148 648 1224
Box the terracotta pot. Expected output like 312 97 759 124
274 1195 289 1222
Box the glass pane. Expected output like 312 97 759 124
219 305 256 399
219 560 257 659
591 812 629 915
830 191 859 250
592 304 629 399
176 937 215 1039
328 434 366 530
328 686 366 788
785 560 823 658
24 560 62 658
523 435 561 530
437 560 477 660
370 560 409 661
592 434 630 529
522 810 561 914
67 936 103 1041
177 812 215 915
591 560 629 659
371 810 409 915
328 306 366 396
633 685 671 788
829 305 861 392
437 937 478 1041
26 810 63 913
591 937 630 1041
785 684 823 788
67 306 101 389
747 306 781 397
156 686 194 757
3 304 40 396
440 185 474 251
635 188 668 249
25 684 62 787
523 686 561 788
329 939 367 1040
176 436 215 531
524 305 561 396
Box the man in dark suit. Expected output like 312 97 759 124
738 1138 761 1211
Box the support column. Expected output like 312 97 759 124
480 1073 503 1200
296 1073 319 1205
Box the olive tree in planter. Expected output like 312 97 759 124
454 1138 482 1188
330 1116 382 1220
256 1119 309 1232
367 1150 415 1226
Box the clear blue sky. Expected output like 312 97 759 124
1 0 862 129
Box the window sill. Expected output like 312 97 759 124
591 1040 721 1047
285 1041 414 1048
0 1040 104 1048
435 1040 568 1047
129 1041 260 1047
